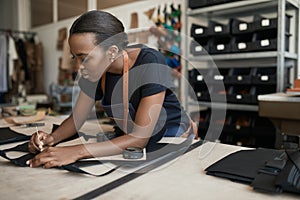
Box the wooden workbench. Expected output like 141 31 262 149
258 92 300 148
0 116 299 199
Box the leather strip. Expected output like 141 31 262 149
101 50 129 134
122 50 129 134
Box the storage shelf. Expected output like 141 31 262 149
189 100 258 112
184 0 299 148
188 51 298 61
187 0 298 17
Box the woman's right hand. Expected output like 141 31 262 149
28 131 55 154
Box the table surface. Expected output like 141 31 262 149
0 117 299 200
258 92 300 102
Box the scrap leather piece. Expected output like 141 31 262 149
0 127 31 145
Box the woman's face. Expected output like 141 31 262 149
69 33 110 82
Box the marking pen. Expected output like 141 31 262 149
36 126 44 151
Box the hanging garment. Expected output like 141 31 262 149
8 36 18 89
33 42 45 94
15 39 30 81
0 34 8 92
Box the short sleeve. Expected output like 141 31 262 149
78 78 103 100
135 52 175 98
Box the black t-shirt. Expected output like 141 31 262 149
78 45 190 144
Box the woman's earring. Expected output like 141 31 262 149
110 54 115 63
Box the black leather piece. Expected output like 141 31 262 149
0 141 35 167
0 127 31 145
0 124 117 176
205 148 285 184
206 147 300 195
0 124 194 176
0 140 119 176
252 172 282 193
61 161 120 177
286 150 300 172
275 160 300 194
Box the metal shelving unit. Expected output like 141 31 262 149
182 0 300 147
182 0 300 112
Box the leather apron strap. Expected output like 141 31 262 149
101 50 129 134
122 50 129 134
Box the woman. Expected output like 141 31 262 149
27 10 195 168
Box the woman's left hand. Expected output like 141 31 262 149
26 145 86 168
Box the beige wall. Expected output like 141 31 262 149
30 0 184 94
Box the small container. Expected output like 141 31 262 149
209 36 232 54
96 132 116 142
190 38 211 56
252 67 277 85
227 85 255 104
253 14 291 34
228 68 253 84
208 20 232 36
231 18 254 35
231 33 254 53
191 23 209 39
209 68 231 84
191 83 211 102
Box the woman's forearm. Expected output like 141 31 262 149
80 133 149 159
51 91 95 144
50 114 78 144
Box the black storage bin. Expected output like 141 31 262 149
191 23 209 39
191 83 211 101
208 20 232 36
252 67 277 85
210 84 229 102
190 39 211 56
221 111 255 147
188 0 240 9
252 85 276 104
209 36 232 54
209 68 231 84
250 31 290 51
219 111 252 145
188 0 208 9
197 109 211 139
231 33 254 53
251 116 276 137
228 67 253 84
251 115 276 148
231 112 252 137
207 0 240 6
231 18 254 34
253 14 291 34
188 68 210 85
227 85 255 104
